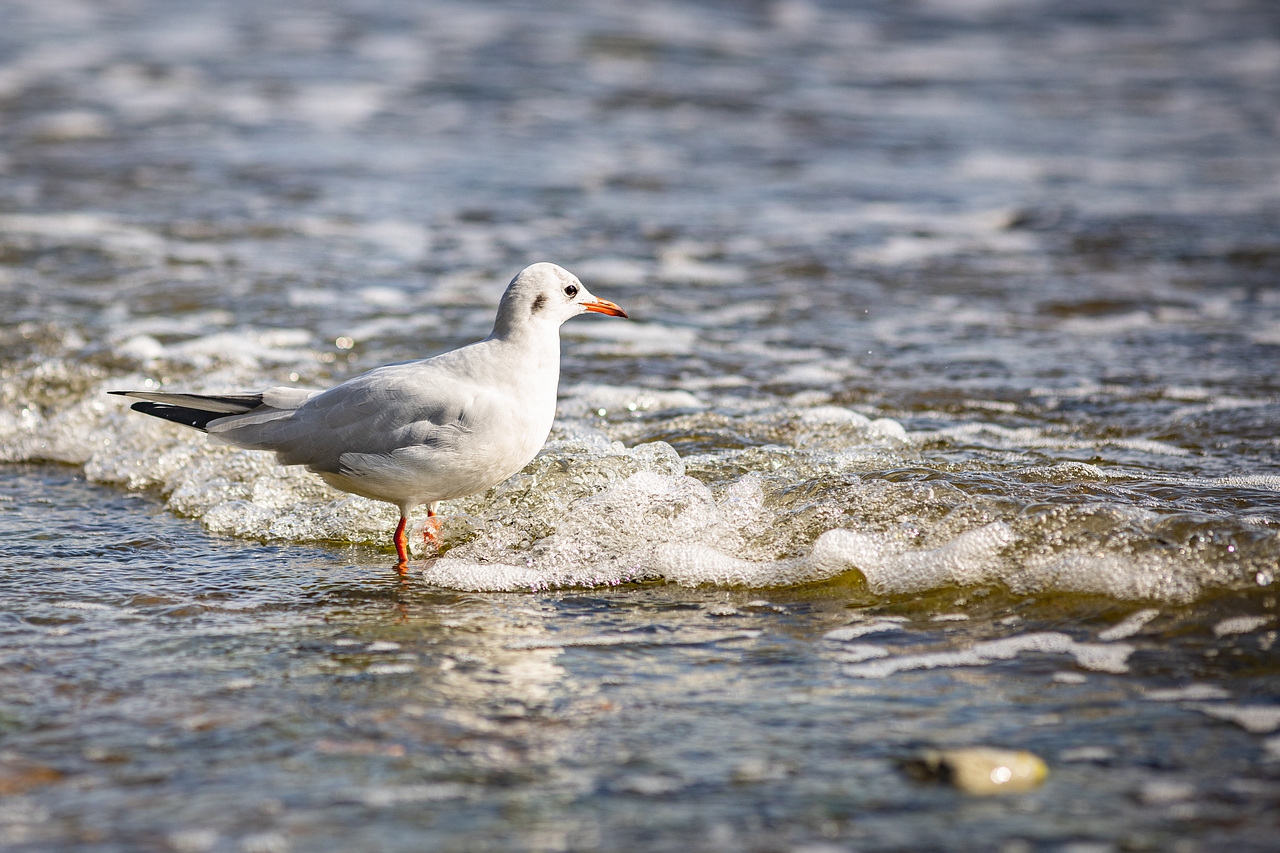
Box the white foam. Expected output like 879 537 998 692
928 422 1190 458
1098 609 1160 641
1007 550 1212 603
1053 672 1089 685
295 217 429 261
652 528 873 588
288 82 387 129
824 621 905 641
505 629 761 649
139 329 314 369
657 254 746 286
168 829 219 853
843 632 1133 678
770 361 849 387
1105 438 1191 457
1144 684 1232 702
1187 704 1280 734
798 406 872 427
1018 461 1110 483
1215 475 1280 491
0 30 114 93
616 774 686 796
1213 615 1273 637
848 207 1037 266
571 258 651 287
0 213 165 258
355 784 471 807
563 322 698 356
647 521 1013 591
859 523 1015 593
1137 780 1195 806
716 474 764 529
425 466 734 590
558 384 704 417
365 663 416 676
832 645 891 664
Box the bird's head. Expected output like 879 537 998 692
492 262 627 338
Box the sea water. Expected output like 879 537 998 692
1 0 1278 850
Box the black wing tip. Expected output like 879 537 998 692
108 390 130 396
127 401 223 432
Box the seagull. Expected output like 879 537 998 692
111 262 627 569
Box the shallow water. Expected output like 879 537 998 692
1 0 1279 849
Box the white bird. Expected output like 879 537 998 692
111 262 627 568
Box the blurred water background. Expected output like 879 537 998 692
1 0 1279 850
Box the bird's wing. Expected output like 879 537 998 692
207 360 495 474
261 386 324 409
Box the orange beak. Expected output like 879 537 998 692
583 298 628 318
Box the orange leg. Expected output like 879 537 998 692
423 506 441 552
394 516 410 567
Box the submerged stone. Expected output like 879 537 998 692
908 748 1048 795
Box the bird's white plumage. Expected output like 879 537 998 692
127 263 625 525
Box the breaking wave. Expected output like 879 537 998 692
1 344 1275 602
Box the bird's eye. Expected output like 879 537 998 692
563 284 579 298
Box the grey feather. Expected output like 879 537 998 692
109 390 264 414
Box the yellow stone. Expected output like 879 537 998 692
919 748 1048 795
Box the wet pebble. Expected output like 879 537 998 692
908 748 1048 795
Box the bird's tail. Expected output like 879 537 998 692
108 391 264 432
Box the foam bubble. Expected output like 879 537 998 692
844 632 1134 679
716 473 764 528
295 217 429 261
833 645 891 664
0 213 165 259
160 329 315 369
1213 615 1273 637
1098 609 1160 641
558 384 704 418
505 629 761 649
798 406 872 427
657 254 746 285
353 784 471 807
861 522 1015 592
570 258 651 287
824 621 904 641
427 466 738 591
563 323 698 356
644 521 1013 591
1018 461 1109 483
1144 684 1232 702
1216 475 1280 491
1187 704 1280 734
